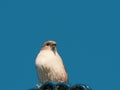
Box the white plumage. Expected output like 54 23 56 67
35 41 68 84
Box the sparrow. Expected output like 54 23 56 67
35 40 68 84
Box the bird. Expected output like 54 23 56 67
35 40 68 85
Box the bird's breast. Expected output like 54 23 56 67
35 50 62 68
35 50 68 83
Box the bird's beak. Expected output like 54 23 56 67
52 44 56 48
51 44 56 54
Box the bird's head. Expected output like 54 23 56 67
42 40 57 53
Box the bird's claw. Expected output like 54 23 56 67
36 84 41 89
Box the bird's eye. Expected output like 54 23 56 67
46 43 50 46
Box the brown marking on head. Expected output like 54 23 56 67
42 40 57 53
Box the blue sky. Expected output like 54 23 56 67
0 0 120 90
